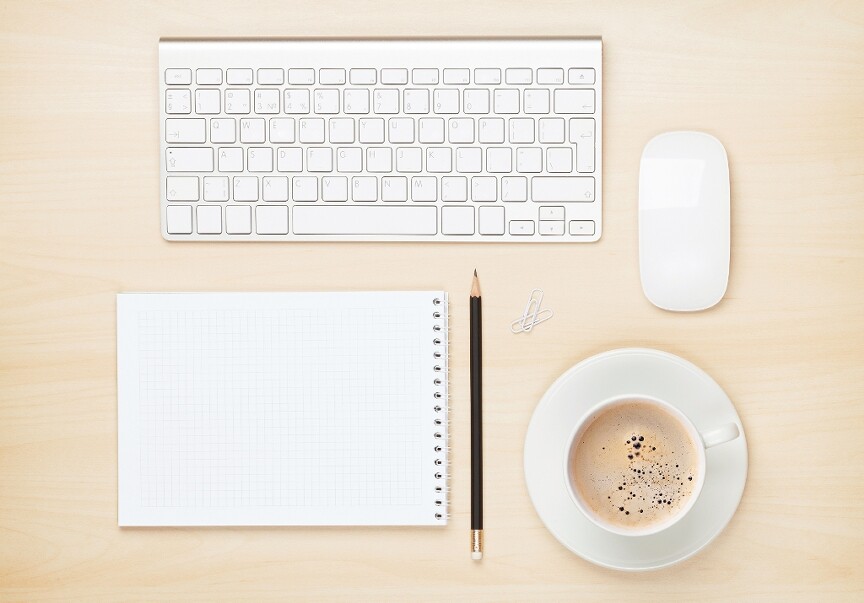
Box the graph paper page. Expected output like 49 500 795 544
117 292 448 526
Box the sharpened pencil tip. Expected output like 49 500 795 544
474 268 477 277
470 270 481 297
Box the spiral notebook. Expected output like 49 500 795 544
117 291 448 526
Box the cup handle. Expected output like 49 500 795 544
700 423 740 449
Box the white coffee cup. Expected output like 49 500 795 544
564 394 740 537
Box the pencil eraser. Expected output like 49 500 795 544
472 552 483 560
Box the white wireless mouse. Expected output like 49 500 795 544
639 131 730 312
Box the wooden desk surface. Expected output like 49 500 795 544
2 1 863 600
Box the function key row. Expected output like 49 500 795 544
165 67 596 87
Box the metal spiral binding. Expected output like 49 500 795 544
431 295 449 523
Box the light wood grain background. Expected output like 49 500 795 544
1 0 863 600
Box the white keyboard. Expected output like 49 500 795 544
159 39 602 242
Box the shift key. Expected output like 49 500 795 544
166 147 213 172
531 176 594 202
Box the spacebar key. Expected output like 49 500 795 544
293 206 438 235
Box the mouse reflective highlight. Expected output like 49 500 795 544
638 131 730 312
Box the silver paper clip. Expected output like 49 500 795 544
510 288 554 333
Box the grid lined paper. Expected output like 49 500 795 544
118 292 447 526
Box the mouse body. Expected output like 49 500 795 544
638 131 730 312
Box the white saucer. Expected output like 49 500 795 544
524 348 748 571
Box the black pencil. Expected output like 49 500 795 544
470 269 483 560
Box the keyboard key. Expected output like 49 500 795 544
537 68 564 84
247 147 273 172
293 176 318 201
307 147 333 172
210 118 235 143
240 118 266 143
314 89 340 114
195 89 220 114
524 89 550 114
516 147 542 173
448 118 474 143
388 118 415 143
165 89 191 114
505 68 532 84
299 118 326 143
471 176 497 202
254 89 280 114
396 147 422 172
196 68 222 85
322 176 349 201
419 118 445 143
225 89 250 114
288 68 315 84
256 205 289 234
478 118 505 144
509 220 535 235
442 177 467 202
269 118 295 143
382 176 408 201
344 89 370 114
546 147 573 173
203 176 229 201
538 117 565 143
225 205 252 234
233 176 258 201
166 205 193 234
474 68 501 85
165 68 192 85
486 148 511 173
426 147 452 173
411 176 437 201
539 220 565 235
539 206 565 220
569 117 596 173
412 68 439 85
509 118 534 143
531 176 595 201
502 176 527 201
373 89 399 114
493 89 519 114
352 176 378 201
463 89 489 114
359 118 385 143
262 176 289 201
404 89 429 114
329 118 355 143
166 176 199 201
456 147 482 173
441 206 474 234
568 68 596 85
284 89 310 114
166 147 213 172
257 68 284 85
553 89 595 114
478 205 505 235
319 68 346 85
569 220 596 236
277 147 303 172
165 118 205 143
227 68 253 84
196 205 222 234
337 147 362 172
443 69 470 84
293 205 438 235
433 89 460 114
366 147 392 172
381 68 408 84
350 68 377 85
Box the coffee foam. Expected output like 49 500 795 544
568 400 699 530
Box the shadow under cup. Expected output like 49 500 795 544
564 395 710 538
